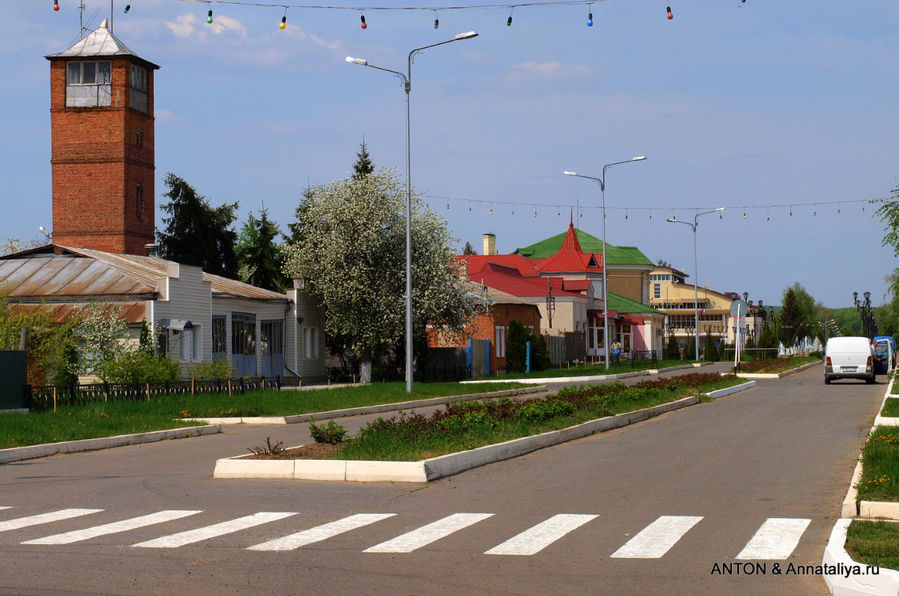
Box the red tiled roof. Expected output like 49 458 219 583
535 223 603 273
562 279 591 292
459 254 539 277
468 266 583 299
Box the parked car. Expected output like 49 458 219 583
824 336 874 384
872 338 894 375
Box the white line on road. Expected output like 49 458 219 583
484 514 599 556
736 518 811 560
132 512 298 548
610 515 704 559
0 509 103 533
22 510 202 545
363 513 494 554
248 513 397 551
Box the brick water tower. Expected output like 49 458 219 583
46 19 159 254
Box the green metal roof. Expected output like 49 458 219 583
607 292 664 315
515 228 653 266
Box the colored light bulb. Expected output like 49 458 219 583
587 12 593 26
360 15 367 29
507 15 512 26
490 208 494 215
280 16 286 29
207 9 213 24
53 0 59 11
124 4 130 13
667 6 673 20
434 17 439 29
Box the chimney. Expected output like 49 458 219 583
482 233 496 256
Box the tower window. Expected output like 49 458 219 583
136 129 144 147
130 65 148 113
65 61 111 107
136 183 143 222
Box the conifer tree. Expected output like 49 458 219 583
236 208 287 291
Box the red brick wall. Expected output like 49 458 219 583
49 57 155 254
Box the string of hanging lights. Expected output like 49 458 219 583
52 0 749 29
427 194 887 220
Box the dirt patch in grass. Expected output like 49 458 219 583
245 443 345 460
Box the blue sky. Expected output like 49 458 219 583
2 0 897 307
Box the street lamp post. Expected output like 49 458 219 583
853 291 873 340
665 208 724 361
563 157 647 371
347 31 478 393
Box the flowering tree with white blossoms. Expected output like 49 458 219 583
282 170 485 384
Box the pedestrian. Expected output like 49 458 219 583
612 340 622 363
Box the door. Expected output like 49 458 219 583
260 320 284 378
231 312 257 376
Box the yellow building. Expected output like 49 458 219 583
649 266 735 351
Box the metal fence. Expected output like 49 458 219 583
326 365 471 384
27 376 282 412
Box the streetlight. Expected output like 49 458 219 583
854 291 873 340
347 31 478 393
666 208 725 361
563 156 647 370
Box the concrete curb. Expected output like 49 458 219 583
185 386 547 426
735 361 822 379
458 362 712 386
0 425 221 465
704 381 756 399
842 460 863 518
823 518 899 595
214 379 756 482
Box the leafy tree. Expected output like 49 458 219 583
656 259 671 268
529 332 552 371
873 186 899 257
462 241 478 255
157 173 239 278
779 287 805 347
0 294 77 385
757 321 779 357
236 209 287 291
282 169 486 383
287 186 314 246
352 141 375 180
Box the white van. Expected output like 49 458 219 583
824 336 874 384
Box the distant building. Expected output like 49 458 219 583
648 265 734 351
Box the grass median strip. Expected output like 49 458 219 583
732 355 821 375
489 359 687 380
846 520 899 570
856 426 899 503
324 373 743 462
0 382 525 449
881 398 899 418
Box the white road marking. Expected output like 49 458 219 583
363 513 494 554
132 512 298 548
484 514 598 556
611 515 704 559
0 509 103 533
736 518 811 560
248 513 397 551
22 510 201 545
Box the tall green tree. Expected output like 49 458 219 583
157 173 239 278
282 169 486 383
462 241 477 255
779 287 805 347
352 141 375 180
236 209 287 291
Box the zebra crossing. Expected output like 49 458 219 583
0 506 812 559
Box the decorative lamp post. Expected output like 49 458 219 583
563 157 647 370
346 31 479 393
665 208 725 361
854 291 873 340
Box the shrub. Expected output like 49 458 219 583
703 333 719 361
506 321 529 372
188 358 235 380
664 336 680 360
517 398 576 422
529 332 552 371
104 351 180 383
308 417 348 444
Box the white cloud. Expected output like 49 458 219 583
165 13 248 39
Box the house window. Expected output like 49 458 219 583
495 326 506 358
136 129 144 147
136 183 143 222
303 327 319 359
653 283 661 299
212 316 226 359
130 64 149 112
231 313 256 356
66 61 111 107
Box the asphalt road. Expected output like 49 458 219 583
0 364 885 595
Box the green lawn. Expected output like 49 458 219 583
846 520 899 570
488 358 690 380
333 373 744 461
0 382 526 449
881 398 899 418
856 426 899 502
